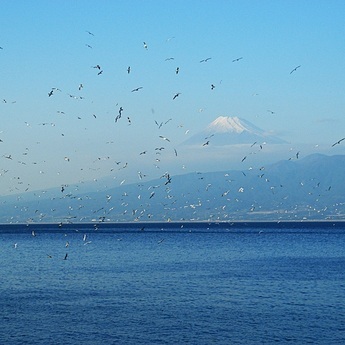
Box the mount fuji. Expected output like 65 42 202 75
182 116 287 146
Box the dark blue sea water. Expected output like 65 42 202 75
1 226 344 344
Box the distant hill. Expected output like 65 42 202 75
1 153 345 223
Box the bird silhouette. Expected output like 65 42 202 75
290 65 301 74
131 87 143 92
232 57 243 62
200 57 211 63
332 138 345 147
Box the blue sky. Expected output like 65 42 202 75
1 0 345 194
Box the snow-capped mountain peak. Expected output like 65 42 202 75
182 115 287 146
207 116 262 134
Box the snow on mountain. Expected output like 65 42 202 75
207 116 261 133
182 116 287 146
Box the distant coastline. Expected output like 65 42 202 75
1 220 345 233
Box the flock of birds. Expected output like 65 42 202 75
1 30 345 231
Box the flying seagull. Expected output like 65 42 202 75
200 57 211 63
290 65 301 74
332 137 345 147
155 120 163 129
131 87 143 92
173 93 181 100
159 135 170 142
86 30 94 36
232 57 243 62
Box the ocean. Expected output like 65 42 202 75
0 224 344 344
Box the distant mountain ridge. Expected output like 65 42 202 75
182 116 287 146
1 153 345 223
